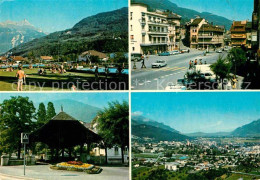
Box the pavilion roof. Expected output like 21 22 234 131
30 111 102 148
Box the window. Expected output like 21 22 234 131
130 12 133 20
130 35 134 40
114 147 119 155
132 47 135 51
149 35 152 42
142 35 145 43
130 25 133 31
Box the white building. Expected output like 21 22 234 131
165 162 178 171
129 3 181 54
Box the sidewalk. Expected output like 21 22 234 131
0 165 129 180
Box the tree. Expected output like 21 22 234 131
37 103 47 126
210 56 231 90
227 48 247 76
95 101 129 164
0 96 36 159
46 102 56 121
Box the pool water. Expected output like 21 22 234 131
81 68 129 75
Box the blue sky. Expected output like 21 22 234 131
132 92 260 133
0 0 128 33
0 92 129 109
173 0 253 21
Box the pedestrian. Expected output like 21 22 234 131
16 66 25 91
191 61 194 68
95 66 99 81
204 61 207 64
232 76 237 89
105 65 109 79
194 59 197 65
141 57 146 68
189 60 192 69
199 59 202 65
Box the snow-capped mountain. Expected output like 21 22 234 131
0 19 46 54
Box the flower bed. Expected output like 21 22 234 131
51 161 103 174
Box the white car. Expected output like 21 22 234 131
216 49 222 53
170 50 181 55
152 60 167 68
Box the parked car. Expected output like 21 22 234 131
170 50 181 55
158 52 170 56
216 49 222 53
181 49 190 53
131 53 144 61
152 60 167 68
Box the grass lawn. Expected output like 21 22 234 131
225 173 257 180
133 153 159 158
0 68 126 91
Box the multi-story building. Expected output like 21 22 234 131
166 13 181 51
185 17 224 49
187 18 207 48
129 3 181 54
230 21 247 47
197 24 224 49
252 0 259 51
246 21 253 49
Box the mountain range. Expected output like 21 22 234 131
132 115 190 141
131 0 233 29
232 119 260 137
6 7 128 56
34 99 101 123
132 114 260 141
0 19 46 54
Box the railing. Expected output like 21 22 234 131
231 34 247 39
148 30 168 34
147 20 168 26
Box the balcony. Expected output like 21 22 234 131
148 30 168 35
198 34 213 38
231 34 247 39
147 20 169 26
141 41 168 46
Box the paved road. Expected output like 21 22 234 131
0 165 129 180
131 50 227 90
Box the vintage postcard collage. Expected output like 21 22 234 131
0 0 259 180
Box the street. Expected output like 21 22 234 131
0 165 129 180
131 50 228 90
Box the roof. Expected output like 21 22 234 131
167 13 181 20
0 56 7 61
81 50 107 59
190 18 204 26
199 24 224 32
10 56 25 61
51 111 77 121
40 56 53 60
230 21 246 32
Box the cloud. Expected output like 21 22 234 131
132 111 143 116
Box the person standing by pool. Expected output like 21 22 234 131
95 66 99 81
105 65 109 79
16 66 25 91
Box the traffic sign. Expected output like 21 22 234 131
21 133 29 144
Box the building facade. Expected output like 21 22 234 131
197 24 224 49
230 21 247 48
129 3 181 54
185 18 224 49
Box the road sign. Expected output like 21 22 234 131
21 133 29 144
